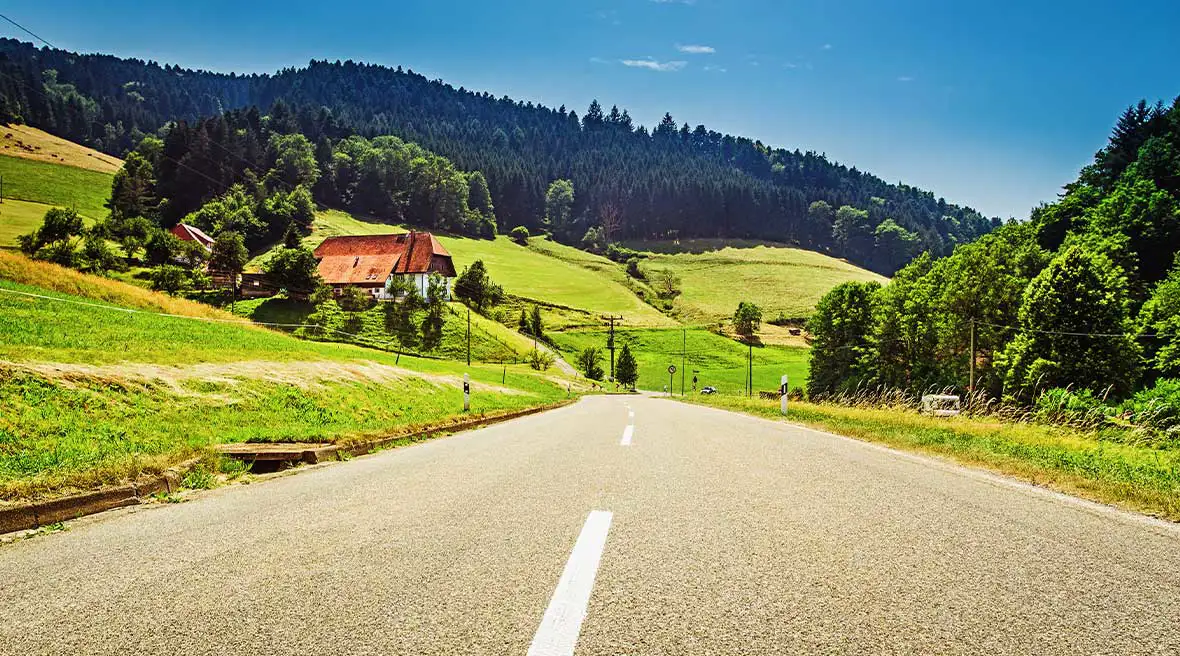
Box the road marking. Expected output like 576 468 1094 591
620 424 634 446
528 510 614 656
627 409 634 419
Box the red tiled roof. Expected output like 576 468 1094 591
171 223 215 249
314 232 455 284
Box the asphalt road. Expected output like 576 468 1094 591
2 395 1179 655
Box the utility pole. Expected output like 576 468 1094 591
602 315 623 380
681 328 686 397
466 308 472 366
747 341 753 398
968 318 975 393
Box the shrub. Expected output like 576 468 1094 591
625 257 645 280
1033 387 1112 427
1121 379 1180 435
527 348 555 371
149 264 191 295
577 346 604 380
510 226 530 245
605 243 641 263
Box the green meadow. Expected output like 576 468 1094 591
549 327 809 395
632 239 888 323
0 153 113 223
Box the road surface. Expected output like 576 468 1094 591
2 395 1178 655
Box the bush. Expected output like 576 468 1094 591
527 348 555 371
1121 379 1180 435
581 226 605 253
605 243 641 263
145 230 184 266
510 226 530 245
1032 387 1113 427
149 264 191 295
625 257 645 280
577 346 604 380
79 235 123 275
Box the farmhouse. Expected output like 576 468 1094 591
314 232 456 300
170 223 215 252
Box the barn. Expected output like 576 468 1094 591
170 223 215 252
313 232 456 300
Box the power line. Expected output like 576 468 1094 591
0 13 56 49
0 69 235 197
0 286 405 352
974 319 1169 339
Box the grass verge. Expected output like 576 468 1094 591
691 395 1180 521
0 362 567 502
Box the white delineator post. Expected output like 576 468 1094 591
463 373 471 412
780 374 789 415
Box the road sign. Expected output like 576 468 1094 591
463 373 471 412
668 365 677 375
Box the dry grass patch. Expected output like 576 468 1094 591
1 124 123 173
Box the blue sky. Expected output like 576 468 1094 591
4 0 1179 219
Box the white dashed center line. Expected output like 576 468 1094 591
527 510 614 656
620 424 634 446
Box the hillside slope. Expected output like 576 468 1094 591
0 251 569 501
635 240 889 323
0 150 114 234
1 123 123 173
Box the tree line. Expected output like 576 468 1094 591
808 97 1180 415
0 37 998 273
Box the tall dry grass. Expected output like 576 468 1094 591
0 250 247 322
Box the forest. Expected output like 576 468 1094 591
808 98 1180 425
0 37 998 273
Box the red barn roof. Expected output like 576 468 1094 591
171 223 215 250
314 232 455 286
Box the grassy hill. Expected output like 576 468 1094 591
628 239 889 323
0 251 569 502
0 151 114 242
1 124 124 174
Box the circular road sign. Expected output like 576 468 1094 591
668 365 677 375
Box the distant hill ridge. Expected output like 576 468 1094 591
0 37 998 274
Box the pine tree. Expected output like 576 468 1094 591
616 343 638 389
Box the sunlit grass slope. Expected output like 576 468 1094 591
632 239 887 322
0 152 113 224
0 252 569 500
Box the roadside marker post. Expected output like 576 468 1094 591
463 373 471 412
780 374 789 416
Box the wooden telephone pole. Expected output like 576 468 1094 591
602 315 623 380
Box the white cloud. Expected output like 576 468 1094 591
677 44 715 54
897 75 915 82
703 65 727 73
620 58 687 72
821 43 832 50
651 0 696 4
